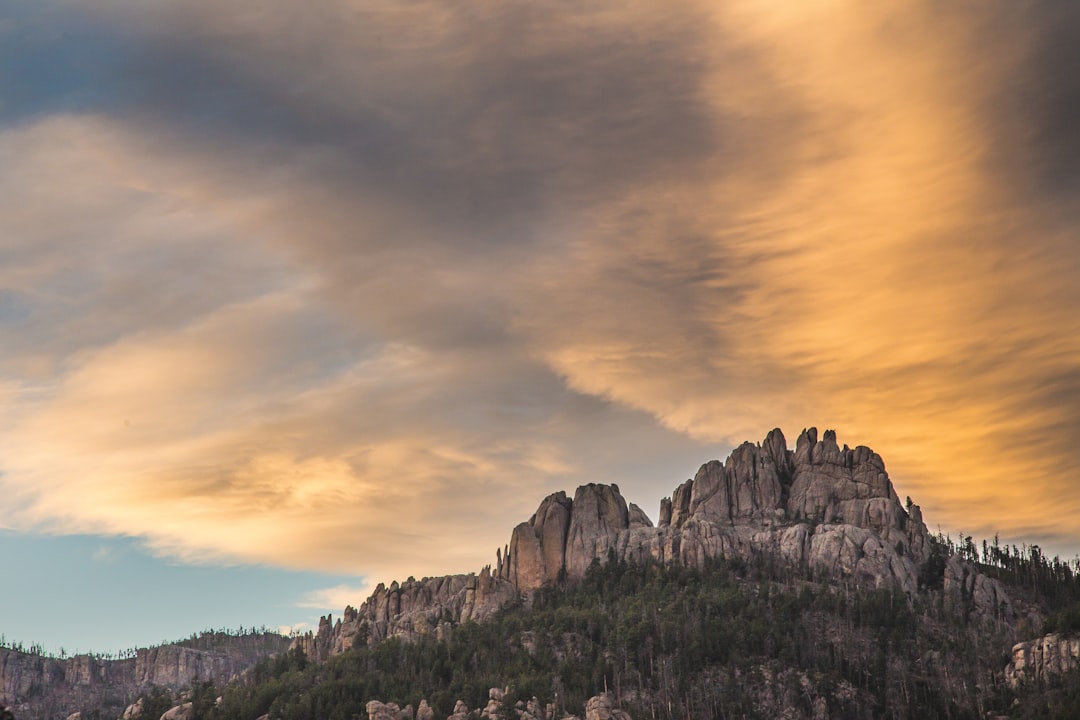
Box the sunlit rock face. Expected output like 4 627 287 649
505 491 573 592
501 427 933 596
564 483 630 581
297 427 1016 659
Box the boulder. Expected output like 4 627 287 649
366 701 400 720
122 699 145 720
416 699 435 720
159 703 192 720
479 687 507 719
584 694 612 720
448 700 470 720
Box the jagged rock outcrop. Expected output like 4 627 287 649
122 698 145 720
498 427 934 597
479 687 505 720
584 693 630 720
943 555 1014 623
366 700 411 720
447 700 470 720
1005 633 1080 687
295 428 1013 662
522 697 544 720
295 568 519 662
505 492 573 593
627 503 652 529
564 484 630 580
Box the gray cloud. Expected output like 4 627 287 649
102 1 732 247
3 0 1080 581
989 2 1080 205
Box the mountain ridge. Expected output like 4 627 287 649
294 427 1017 663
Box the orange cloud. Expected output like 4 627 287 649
2 0 1080 594
518 0 1080 549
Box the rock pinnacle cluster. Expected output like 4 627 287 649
294 428 1014 662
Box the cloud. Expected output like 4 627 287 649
296 584 375 612
277 622 310 637
0 113 707 581
2 0 1080 596
91 544 114 563
506 0 1080 549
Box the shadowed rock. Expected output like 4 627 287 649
1006 633 1080 687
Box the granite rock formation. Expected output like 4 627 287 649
294 428 1017 661
365 700 411 720
584 693 631 720
134 646 239 688
497 428 936 598
1005 632 1080 687
943 555 1014 624
293 567 519 662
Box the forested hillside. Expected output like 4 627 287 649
11 430 1080 720
144 541 1080 720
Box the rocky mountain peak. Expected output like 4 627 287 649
294 427 1011 661
564 483 631 580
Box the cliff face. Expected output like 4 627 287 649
1005 633 1080 687
0 650 125 708
297 428 1017 660
133 645 249 688
0 635 289 720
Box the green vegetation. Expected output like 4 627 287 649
1043 602 1080 635
124 538 1080 720
0 626 287 662
946 531 1080 606
185 554 999 720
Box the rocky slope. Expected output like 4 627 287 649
296 427 1015 661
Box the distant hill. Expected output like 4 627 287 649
0 630 289 720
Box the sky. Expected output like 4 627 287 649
2 0 1080 654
